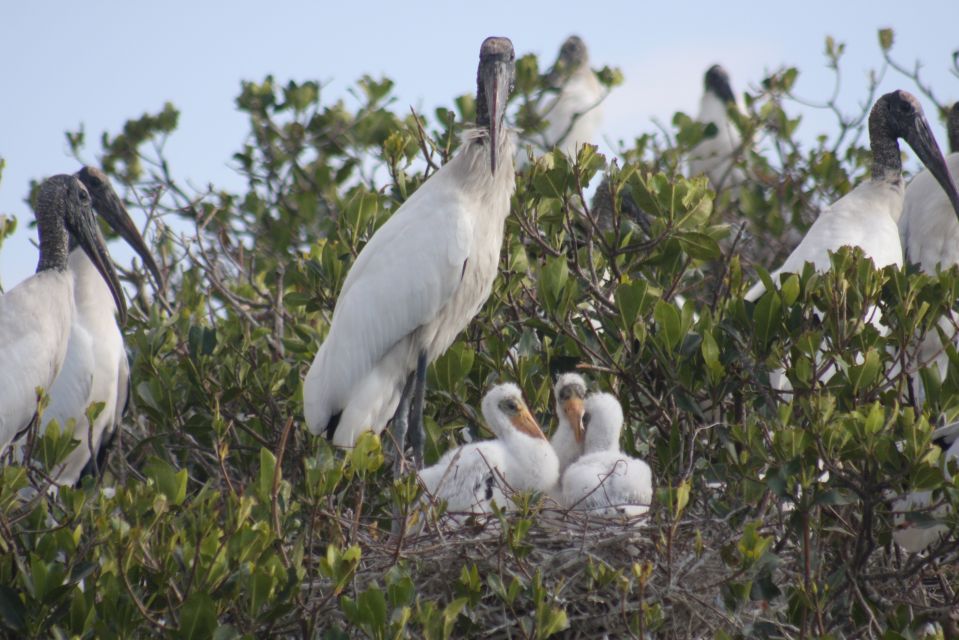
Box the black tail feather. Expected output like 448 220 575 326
325 411 342 442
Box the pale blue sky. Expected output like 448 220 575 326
1 1 956 289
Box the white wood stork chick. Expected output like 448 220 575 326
417 383 558 516
561 392 653 517
549 372 587 473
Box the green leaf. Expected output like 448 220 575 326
178 592 217 640
878 28 894 51
676 231 721 260
654 300 682 351
144 458 188 506
752 291 782 349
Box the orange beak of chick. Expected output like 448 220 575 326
563 396 585 443
511 405 547 441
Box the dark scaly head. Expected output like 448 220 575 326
475 36 515 175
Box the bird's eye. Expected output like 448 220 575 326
559 388 570 400
78 187 90 202
583 413 592 428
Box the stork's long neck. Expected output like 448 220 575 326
869 115 903 183
36 211 69 273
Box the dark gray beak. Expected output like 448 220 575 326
66 189 127 324
77 166 164 289
906 113 959 225
483 60 512 175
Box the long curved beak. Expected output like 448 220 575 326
511 406 546 441
78 167 164 289
563 396 585 443
483 60 512 176
906 115 959 224
68 202 127 324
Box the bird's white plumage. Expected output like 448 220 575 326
539 64 604 159
745 177 905 302
549 372 587 473
688 90 746 191
900 154 959 270
0 270 75 453
899 153 959 387
417 383 559 515
304 130 515 447
561 393 653 517
25 250 127 484
892 422 959 552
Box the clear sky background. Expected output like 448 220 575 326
1 1 956 290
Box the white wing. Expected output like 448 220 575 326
0 271 73 452
418 441 510 514
36 321 95 450
746 179 904 301
900 153 959 270
562 451 653 516
540 68 604 157
689 92 746 191
304 162 472 437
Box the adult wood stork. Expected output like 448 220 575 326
892 420 959 552
745 90 959 303
530 35 604 159
688 65 747 192
548 372 587 473
0 175 124 455
304 37 516 469
897 103 959 386
416 383 558 516
561 392 653 517
18 167 162 485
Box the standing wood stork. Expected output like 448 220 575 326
745 91 959 303
892 420 959 552
561 392 653 517
688 65 747 193
897 103 959 386
0 175 125 454
18 167 162 485
531 35 604 159
549 372 587 473
304 37 516 469
417 383 558 515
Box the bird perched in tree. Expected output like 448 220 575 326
746 90 959 303
15 167 162 486
304 37 517 471
525 35 604 161
1 175 124 455
898 103 959 393
688 64 747 193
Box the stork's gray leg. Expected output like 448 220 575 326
391 371 416 477
408 351 428 470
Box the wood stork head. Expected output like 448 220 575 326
476 36 515 176
554 372 587 444
481 383 545 441
582 392 624 454
871 90 959 224
704 65 735 105
77 166 164 290
948 102 958 154
37 174 126 323
545 35 589 89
